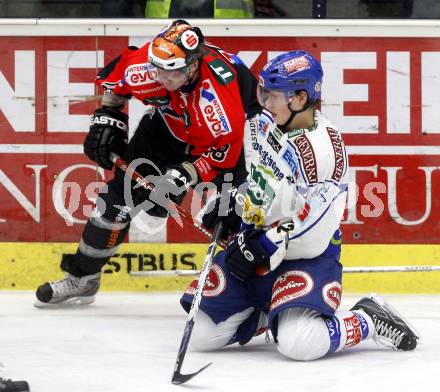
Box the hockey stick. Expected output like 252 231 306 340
109 153 228 248
171 221 223 385
130 265 440 277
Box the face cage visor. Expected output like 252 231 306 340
257 85 295 109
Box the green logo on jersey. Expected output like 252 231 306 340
272 128 283 140
247 164 275 207
208 59 235 85
287 128 305 138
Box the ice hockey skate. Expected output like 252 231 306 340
34 272 101 308
351 294 419 351
0 377 29 392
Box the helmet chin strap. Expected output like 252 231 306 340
278 101 313 133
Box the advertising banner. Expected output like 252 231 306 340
1 36 440 244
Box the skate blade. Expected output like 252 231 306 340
369 293 422 345
34 295 95 309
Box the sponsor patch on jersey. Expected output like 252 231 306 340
248 117 258 144
185 264 226 297
343 314 363 349
258 148 284 181
282 147 298 175
293 135 318 184
258 121 270 137
242 195 266 227
288 128 305 138
272 127 283 140
208 58 235 85
267 132 281 153
326 127 345 182
124 63 157 86
322 281 342 311
270 270 314 310
199 79 232 137
283 55 311 75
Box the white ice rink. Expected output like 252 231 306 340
0 292 438 392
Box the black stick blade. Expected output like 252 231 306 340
171 362 212 385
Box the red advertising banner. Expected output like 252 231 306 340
1 36 440 243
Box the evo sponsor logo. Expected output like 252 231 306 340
124 63 157 86
271 270 314 310
185 264 226 297
199 79 232 137
322 281 342 310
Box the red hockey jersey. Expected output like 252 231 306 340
96 42 259 182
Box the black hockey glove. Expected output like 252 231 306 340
202 186 244 241
147 163 199 217
84 107 129 170
225 229 270 281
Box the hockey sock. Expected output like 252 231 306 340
324 309 375 355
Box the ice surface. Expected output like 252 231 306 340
0 292 438 392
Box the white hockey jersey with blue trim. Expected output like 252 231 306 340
243 109 349 260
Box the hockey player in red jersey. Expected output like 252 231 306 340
34 19 260 307
182 50 419 360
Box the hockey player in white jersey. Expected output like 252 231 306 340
181 50 419 360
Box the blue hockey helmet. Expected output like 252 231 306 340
258 50 323 107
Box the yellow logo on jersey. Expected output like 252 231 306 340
242 195 266 227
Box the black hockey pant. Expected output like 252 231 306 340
61 111 247 277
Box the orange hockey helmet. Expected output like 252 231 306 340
148 20 205 71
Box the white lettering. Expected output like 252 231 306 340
384 166 436 225
321 52 378 133
47 51 104 132
387 52 410 134
422 52 440 133
0 165 46 222
0 51 35 132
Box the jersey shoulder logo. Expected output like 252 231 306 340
293 135 318 184
124 63 157 86
326 127 345 182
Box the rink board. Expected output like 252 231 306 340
0 242 439 293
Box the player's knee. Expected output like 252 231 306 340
189 310 226 352
276 308 329 361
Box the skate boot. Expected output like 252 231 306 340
34 272 101 308
351 294 419 351
0 378 29 392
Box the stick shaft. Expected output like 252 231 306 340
172 222 223 377
130 265 440 277
110 153 227 248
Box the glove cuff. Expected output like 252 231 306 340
181 161 199 186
